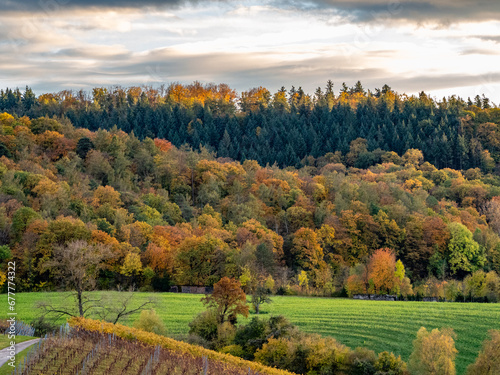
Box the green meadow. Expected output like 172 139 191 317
1 292 499 374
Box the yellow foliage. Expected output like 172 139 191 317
0 271 6 287
68 317 296 375
120 252 143 276
409 327 457 375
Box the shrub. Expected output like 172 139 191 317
375 351 408 375
255 337 295 371
133 309 166 335
220 344 246 358
234 315 297 360
343 347 377 375
30 316 58 336
188 309 219 345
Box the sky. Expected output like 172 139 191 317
0 0 499 102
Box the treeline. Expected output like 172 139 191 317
1 82 500 170
0 113 500 300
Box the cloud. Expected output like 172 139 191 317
473 35 500 43
460 48 500 56
0 0 222 12
277 0 500 25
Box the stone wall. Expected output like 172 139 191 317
353 294 397 301
169 286 214 294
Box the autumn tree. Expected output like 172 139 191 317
202 277 249 324
175 235 229 286
291 228 325 271
466 330 500 375
367 248 396 294
408 327 457 375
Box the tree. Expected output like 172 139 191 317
251 284 272 315
367 248 396 294
408 327 457 375
40 240 111 317
202 277 249 324
96 292 156 324
448 222 485 275
291 227 325 271
76 137 94 159
466 330 500 375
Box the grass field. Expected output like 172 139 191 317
0 335 35 349
1 291 499 375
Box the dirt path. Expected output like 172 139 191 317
0 338 40 368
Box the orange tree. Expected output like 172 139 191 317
368 248 397 294
202 277 249 324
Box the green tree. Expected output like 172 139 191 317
76 137 94 159
12 207 40 242
448 222 485 275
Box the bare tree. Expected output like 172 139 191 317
37 240 154 323
41 240 111 317
95 292 156 324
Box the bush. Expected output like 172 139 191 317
133 309 166 335
188 309 219 344
215 321 237 349
220 344 246 358
375 351 408 375
344 347 377 375
30 316 58 336
234 315 296 360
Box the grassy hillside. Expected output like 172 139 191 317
1 292 499 374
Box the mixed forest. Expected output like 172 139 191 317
0 82 499 302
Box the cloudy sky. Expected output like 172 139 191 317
1 0 499 101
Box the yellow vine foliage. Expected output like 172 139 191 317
68 317 297 375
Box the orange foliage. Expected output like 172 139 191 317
91 230 119 246
154 138 173 153
368 248 396 294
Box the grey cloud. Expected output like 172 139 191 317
0 0 221 12
276 0 500 24
473 35 500 43
47 47 132 60
388 72 500 94
460 48 500 56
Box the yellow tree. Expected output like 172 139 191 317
408 327 457 375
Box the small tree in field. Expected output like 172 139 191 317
251 285 272 315
408 327 457 375
202 277 249 324
41 240 111 317
466 330 500 375
38 240 154 322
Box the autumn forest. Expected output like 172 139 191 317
0 82 500 302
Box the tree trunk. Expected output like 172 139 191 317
77 288 84 317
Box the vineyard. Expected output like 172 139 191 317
11 326 294 375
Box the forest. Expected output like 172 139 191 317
1 82 499 170
0 82 499 302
